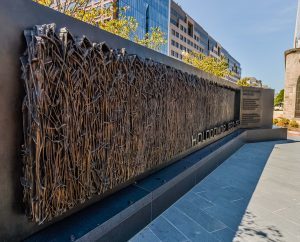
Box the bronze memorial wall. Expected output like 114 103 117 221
21 24 240 224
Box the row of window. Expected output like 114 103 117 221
179 24 201 42
172 29 196 44
171 46 198 58
180 25 187 34
171 50 183 60
171 30 204 53
170 8 186 25
171 40 204 54
178 26 199 42
171 11 208 43
118 0 169 55
172 19 240 71
171 40 188 52
170 4 241 77
171 49 205 60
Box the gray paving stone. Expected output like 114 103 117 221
203 200 247 231
273 204 300 224
249 194 293 213
180 191 214 209
211 228 236 242
148 216 188 242
196 186 244 206
163 206 219 242
129 227 161 242
191 177 225 193
174 199 227 233
252 211 300 239
131 139 300 242
235 211 299 242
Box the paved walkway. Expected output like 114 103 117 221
130 138 300 242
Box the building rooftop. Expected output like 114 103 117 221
130 138 300 241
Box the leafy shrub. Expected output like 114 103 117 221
275 117 289 127
281 118 290 126
276 121 286 127
275 117 299 129
289 120 299 128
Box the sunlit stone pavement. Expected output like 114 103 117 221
130 138 300 242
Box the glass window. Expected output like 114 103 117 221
119 0 170 55
103 2 112 8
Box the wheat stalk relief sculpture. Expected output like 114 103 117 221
21 24 239 224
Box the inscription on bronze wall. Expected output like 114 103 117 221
241 88 262 127
191 120 240 147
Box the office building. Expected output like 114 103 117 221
118 0 170 54
87 0 170 55
169 1 241 82
67 0 241 80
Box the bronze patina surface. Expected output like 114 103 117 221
21 24 239 224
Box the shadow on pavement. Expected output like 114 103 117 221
131 139 300 242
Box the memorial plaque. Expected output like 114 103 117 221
240 88 262 128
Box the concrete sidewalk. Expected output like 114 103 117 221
130 139 300 242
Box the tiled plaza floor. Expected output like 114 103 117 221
130 138 300 242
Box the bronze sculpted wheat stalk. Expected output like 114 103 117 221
21 24 239 224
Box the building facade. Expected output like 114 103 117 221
88 0 170 55
169 1 241 82
284 0 300 119
75 0 241 80
118 0 170 55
